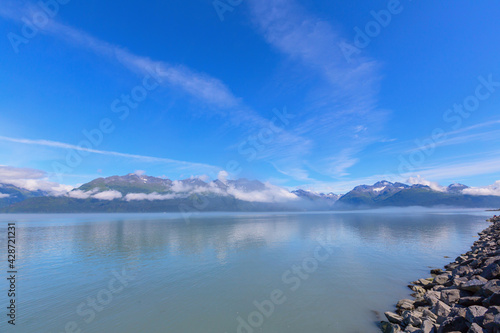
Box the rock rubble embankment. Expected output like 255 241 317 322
381 215 500 333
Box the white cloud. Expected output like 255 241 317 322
409 156 500 182
0 165 45 179
0 136 220 174
382 120 500 156
0 1 240 110
248 0 385 179
0 166 73 195
463 181 500 196
134 170 146 176
1 1 319 183
0 2 314 182
93 190 122 201
227 183 299 203
0 193 10 199
321 149 360 177
218 170 229 183
67 189 96 199
124 192 178 201
189 175 210 182
406 176 446 192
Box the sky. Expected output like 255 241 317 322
0 0 499 194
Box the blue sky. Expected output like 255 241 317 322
0 0 499 193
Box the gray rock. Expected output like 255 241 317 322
434 274 451 285
414 296 428 307
467 323 485 333
437 315 469 333
481 306 500 330
441 289 461 305
421 319 436 333
423 309 438 322
470 260 480 269
453 265 473 277
385 312 404 325
485 292 500 306
449 306 467 319
458 296 483 306
433 285 446 292
451 276 469 288
425 291 442 307
465 305 488 324
419 278 436 289
404 325 421 332
461 279 487 293
411 285 427 296
482 255 500 267
398 299 416 311
481 263 500 280
482 279 500 296
403 311 423 327
381 321 402 333
432 301 451 318
482 313 500 331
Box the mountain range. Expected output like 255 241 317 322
1 174 499 213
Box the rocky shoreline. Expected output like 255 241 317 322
380 215 500 333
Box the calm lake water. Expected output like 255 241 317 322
0 209 492 333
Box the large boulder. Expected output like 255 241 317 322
421 319 436 333
461 279 487 293
453 265 473 277
435 274 451 285
467 323 485 333
385 312 404 325
482 307 500 331
482 313 500 332
433 301 451 318
482 279 500 296
381 321 402 333
397 299 416 311
486 292 500 306
403 311 423 327
404 325 421 332
441 289 461 305
425 291 442 307
437 315 468 333
481 263 500 280
465 305 488 324
459 296 483 306
422 309 438 323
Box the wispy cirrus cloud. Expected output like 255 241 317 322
247 0 387 179
0 135 221 173
380 119 500 155
0 1 239 111
1 0 313 179
298 154 500 193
